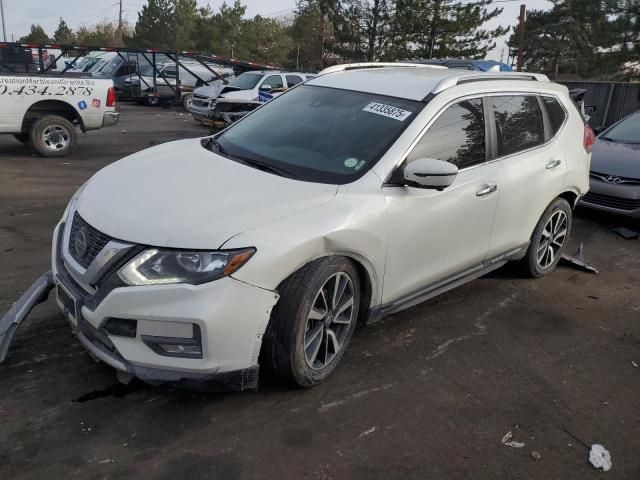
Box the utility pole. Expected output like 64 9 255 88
118 0 123 30
516 3 526 72
0 0 7 42
429 0 441 59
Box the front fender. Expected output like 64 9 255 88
223 176 388 308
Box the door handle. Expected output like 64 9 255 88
476 183 498 197
546 159 562 170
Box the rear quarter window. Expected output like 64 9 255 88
542 96 567 136
488 95 545 157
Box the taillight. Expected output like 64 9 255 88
106 86 116 107
583 125 596 152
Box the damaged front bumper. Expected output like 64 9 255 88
0 271 54 363
1 222 280 392
51 219 279 390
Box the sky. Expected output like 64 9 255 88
0 0 553 61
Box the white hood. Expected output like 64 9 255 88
75 139 337 249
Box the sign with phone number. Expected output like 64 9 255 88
0 84 95 96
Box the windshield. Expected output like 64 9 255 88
90 56 120 74
228 72 263 90
601 112 640 144
214 85 422 184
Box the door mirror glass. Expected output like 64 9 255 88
259 84 272 92
404 158 458 190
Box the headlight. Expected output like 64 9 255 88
118 248 255 286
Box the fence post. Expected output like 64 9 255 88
601 83 615 129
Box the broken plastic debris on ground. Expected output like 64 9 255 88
560 243 599 274
501 431 526 448
589 444 612 471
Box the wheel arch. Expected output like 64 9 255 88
558 189 579 209
275 251 380 326
21 100 85 133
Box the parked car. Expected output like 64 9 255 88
51 63 591 390
580 110 640 217
189 70 313 124
90 53 139 94
123 61 233 109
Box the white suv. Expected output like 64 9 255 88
52 63 593 390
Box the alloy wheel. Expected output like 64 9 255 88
42 125 70 152
536 210 568 269
304 272 356 370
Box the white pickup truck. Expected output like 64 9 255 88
0 75 119 157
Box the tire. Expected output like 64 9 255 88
144 96 159 107
13 133 29 144
263 257 361 387
181 93 193 111
522 197 572 278
30 115 77 158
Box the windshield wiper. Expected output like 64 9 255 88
237 157 298 179
203 137 228 155
203 138 296 178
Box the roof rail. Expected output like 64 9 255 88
432 72 550 94
318 62 448 76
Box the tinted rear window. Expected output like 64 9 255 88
542 96 567 135
489 96 544 157
286 75 303 87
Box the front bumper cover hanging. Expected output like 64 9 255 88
0 271 54 364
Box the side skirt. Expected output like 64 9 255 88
367 245 527 324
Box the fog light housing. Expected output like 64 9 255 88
142 324 203 359
103 318 137 338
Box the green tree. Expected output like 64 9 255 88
19 24 50 43
76 21 130 47
53 18 75 44
289 0 339 70
132 0 176 48
242 15 294 65
175 0 199 50
390 0 507 59
509 0 625 78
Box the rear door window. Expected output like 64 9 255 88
286 75 304 87
407 98 486 169
542 96 567 136
488 95 545 157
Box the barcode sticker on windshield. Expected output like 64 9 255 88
362 102 412 121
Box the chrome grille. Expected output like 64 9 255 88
68 212 112 268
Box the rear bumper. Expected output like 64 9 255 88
580 177 640 218
102 112 120 128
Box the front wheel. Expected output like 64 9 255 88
263 257 361 387
181 93 193 111
523 197 572 277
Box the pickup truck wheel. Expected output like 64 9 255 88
263 257 360 387
13 133 29 144
144 96 159 107
30 115 76 157
523 198 572 278
181 93 193 111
